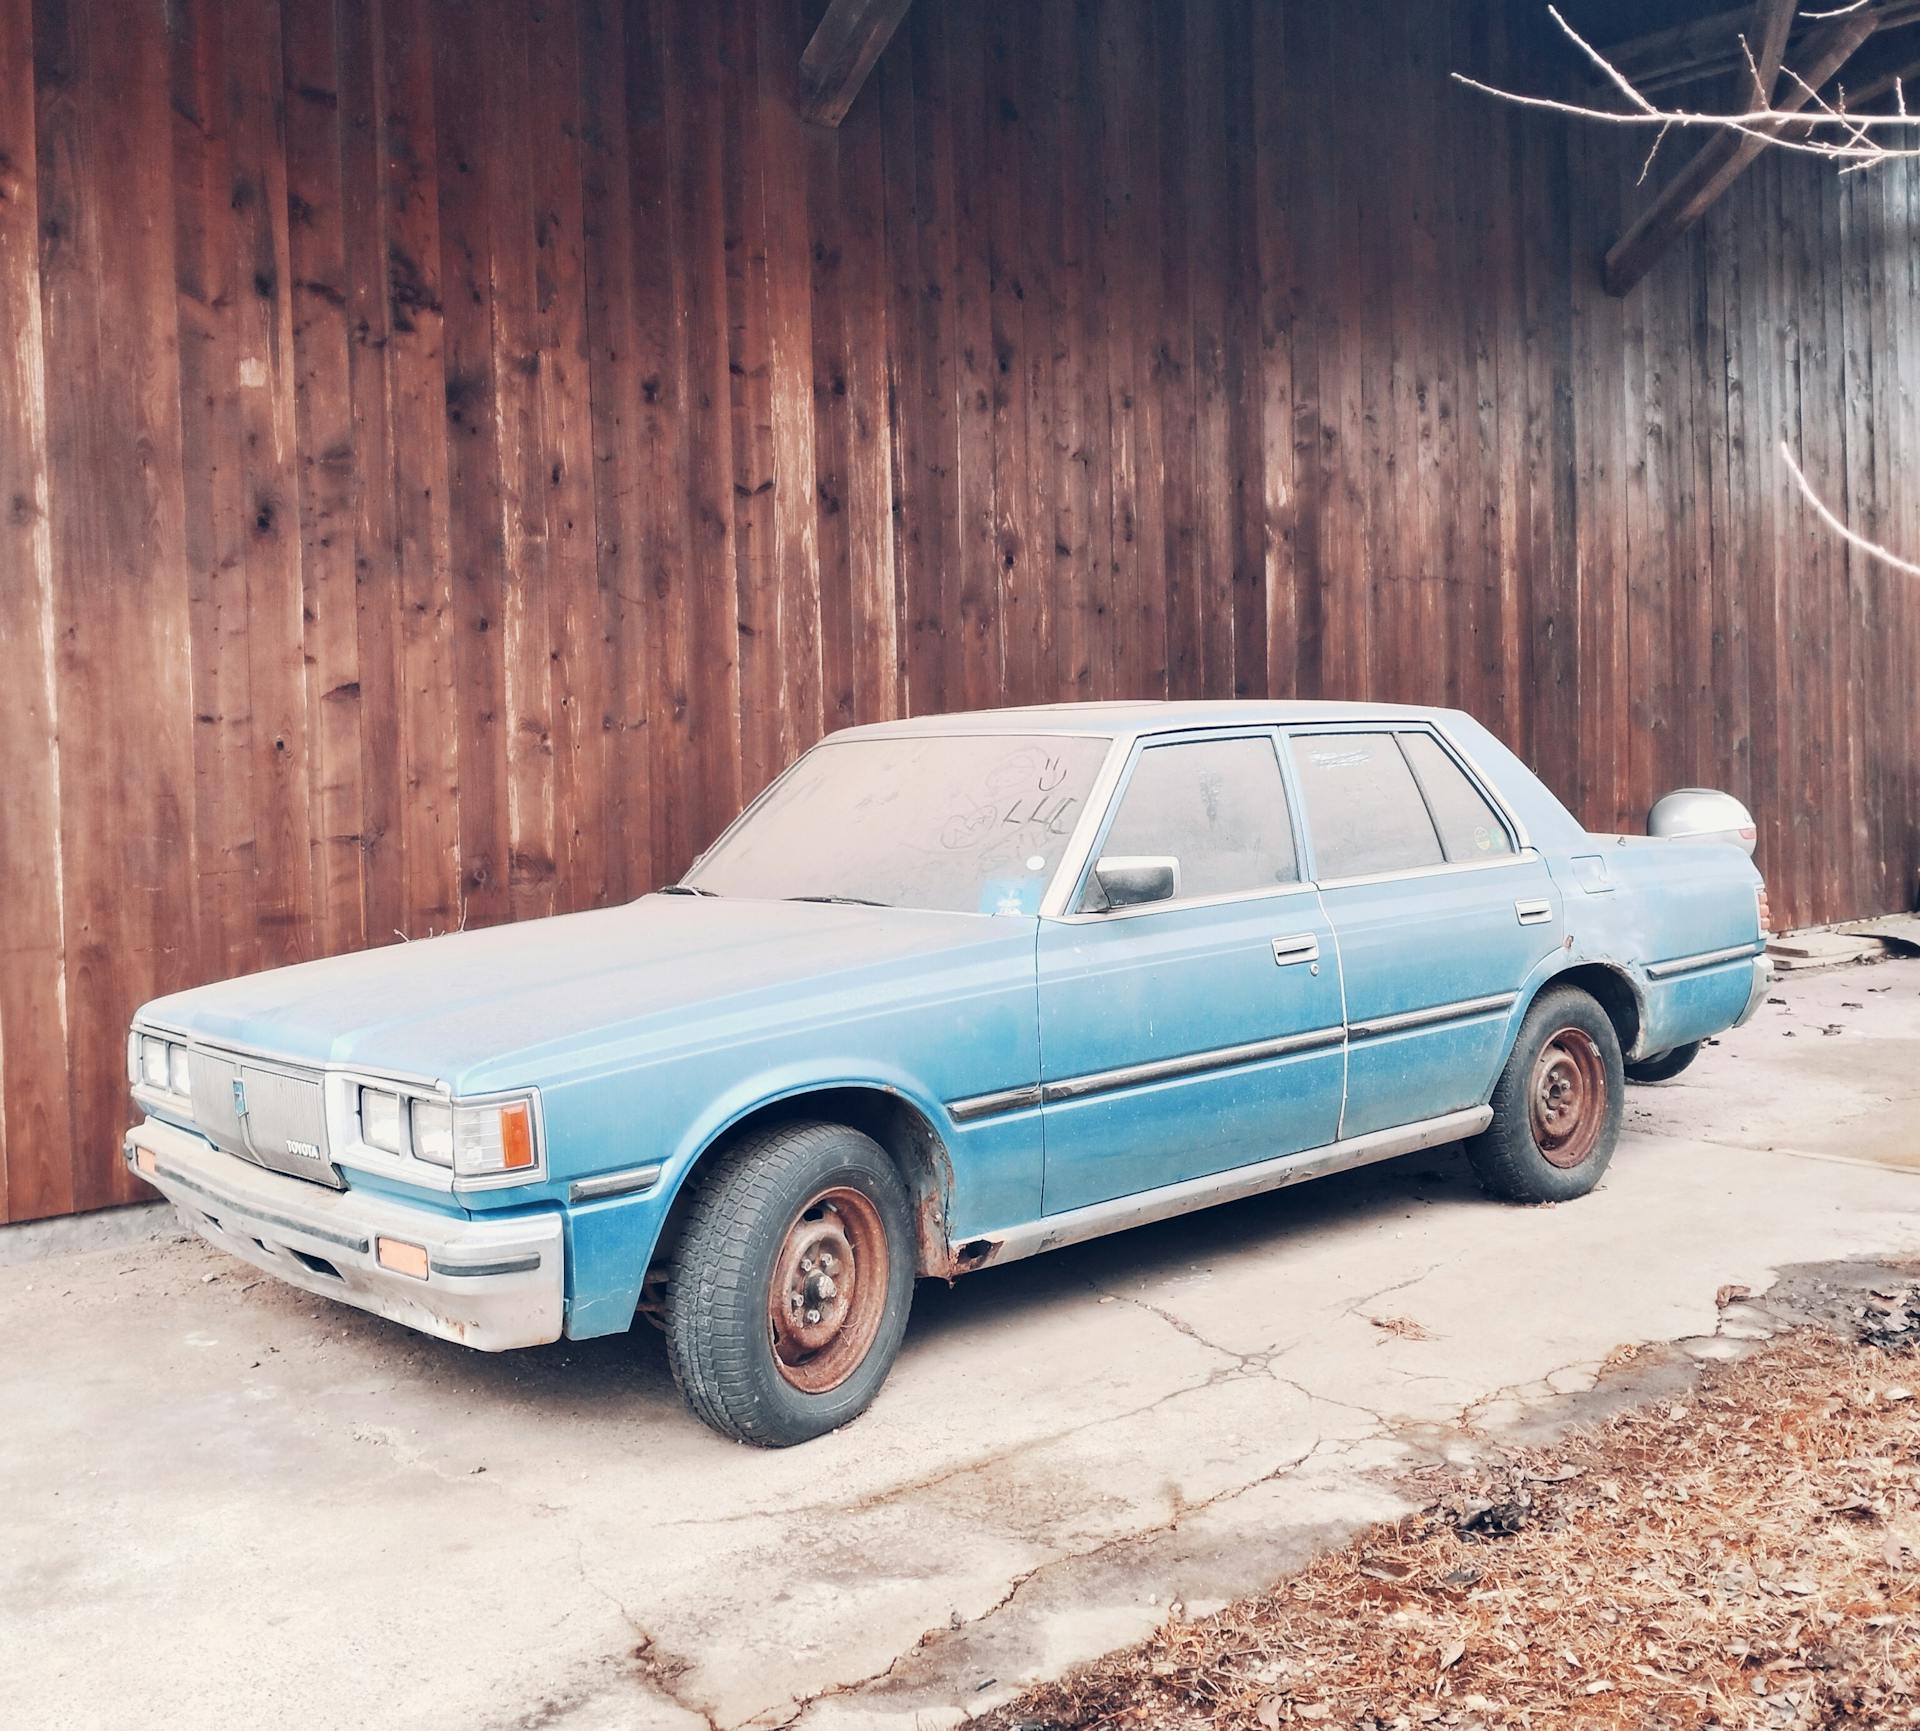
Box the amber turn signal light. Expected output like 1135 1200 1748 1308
376 1237 430 1280
499 1101 535 1171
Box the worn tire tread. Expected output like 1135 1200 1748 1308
663 1120 913 1446
1466 984 1624 1204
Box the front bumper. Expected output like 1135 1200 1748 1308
125 1117 563 1350
1732 953 1775 1029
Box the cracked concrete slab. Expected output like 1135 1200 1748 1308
2 959 1917 1731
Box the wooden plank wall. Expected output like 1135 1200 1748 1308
2 0 1917 1223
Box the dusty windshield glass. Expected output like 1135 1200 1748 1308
686 734 1112 914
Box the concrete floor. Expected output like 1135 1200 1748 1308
3 961 1917 1731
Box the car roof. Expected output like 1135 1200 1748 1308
832 699 1460 742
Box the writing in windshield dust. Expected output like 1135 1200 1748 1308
939 746 1082 868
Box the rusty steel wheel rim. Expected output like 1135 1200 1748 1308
1530 1026 1607 1169
767 1186 889 1395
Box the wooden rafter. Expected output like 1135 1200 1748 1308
796 0 913 127
1603 8 1878 298
1599 0 1920 93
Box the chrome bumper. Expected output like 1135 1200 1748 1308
125 1117 563 1351
1732 954 1774 1029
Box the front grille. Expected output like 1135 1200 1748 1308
189 1048 345 1190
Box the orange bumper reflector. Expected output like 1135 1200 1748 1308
134 1145 158 1178
500 1101 535 1171
376 1237 430 1280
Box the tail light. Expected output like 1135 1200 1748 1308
1755 882 1772 937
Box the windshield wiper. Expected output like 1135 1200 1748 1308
659 882 720 897
785 894 892 907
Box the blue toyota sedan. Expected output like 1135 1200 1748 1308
126 702 1771 1444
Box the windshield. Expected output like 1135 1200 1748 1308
685 733 1113 914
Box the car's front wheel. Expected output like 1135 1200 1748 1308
1465 984 1624 1203
664 1120 916 1446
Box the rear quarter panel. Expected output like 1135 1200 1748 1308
1547 836 1764 1058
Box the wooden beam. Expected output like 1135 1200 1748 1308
1604 11 1878 297
796 0 913 127
1600 0 1920 93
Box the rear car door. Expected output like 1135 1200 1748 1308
1036 729 1347 1215
1287 725 1562 1140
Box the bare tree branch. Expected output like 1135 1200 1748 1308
1451 5 1920 167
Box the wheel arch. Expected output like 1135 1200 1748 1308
1520 958 1647 1061
649 1083 958 1286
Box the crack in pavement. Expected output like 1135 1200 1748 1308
760 1432 1366 1731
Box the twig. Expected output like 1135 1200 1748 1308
1780 440 1920 578
1452 7 1920 169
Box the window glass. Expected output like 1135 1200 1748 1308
1289 732 1444 878
1089 736 1298 905
688 733 1111 914
1399 731 1515 864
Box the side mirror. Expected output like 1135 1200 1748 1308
1648 788 1757 858
1089 855 1180 911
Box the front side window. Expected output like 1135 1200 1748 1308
1085 735 1299 906
1290 732 1444 879
686 733 1112 914
1398 731 1515 863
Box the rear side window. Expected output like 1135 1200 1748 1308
1289 733 1443 878
1093 735 1299 903
1399 732 1515 863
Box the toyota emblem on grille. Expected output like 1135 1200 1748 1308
231 1078 248 1118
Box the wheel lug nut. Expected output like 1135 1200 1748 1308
805 1308 821 1324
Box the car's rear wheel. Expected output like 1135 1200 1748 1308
1465 984 1624 1203
664 1120 915 1447
1624 1040 1703 1084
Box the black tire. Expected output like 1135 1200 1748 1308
1465 984 1624 1204
1624 1040 1703 1084
664 1120 916 1447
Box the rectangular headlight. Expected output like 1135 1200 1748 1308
360 1087 405 1154
167 1043 192 1098
139 1036 170 1091
410 1099 454 1167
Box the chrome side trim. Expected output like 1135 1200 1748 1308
1347 992 1517 1042
969 1106 1493 1266
1054 878 1318 925
1646 942 1764 980
948 1025 1344 1124
1044 1026 1345 1103
1316 851 1536 893
948 1084 1046 1125
568 1164 665 1204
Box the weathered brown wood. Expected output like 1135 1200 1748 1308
796 0 911 127
1604 8 1872 297
7 0 1920 1223
0 0 72 1223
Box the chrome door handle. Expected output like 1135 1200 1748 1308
1515 898 1554 926
1272 933 1321 965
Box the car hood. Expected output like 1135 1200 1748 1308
139 897 1033 1092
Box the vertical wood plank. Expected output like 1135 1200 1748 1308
283 0 369 961
0 0 75 1222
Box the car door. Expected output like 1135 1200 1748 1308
1036 729 1347 1216
1287 724 1562 1140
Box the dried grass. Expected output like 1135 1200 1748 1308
984 1296 1920 1731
